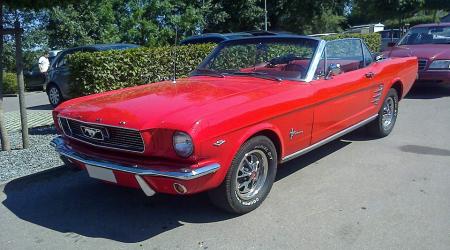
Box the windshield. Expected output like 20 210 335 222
193 38 319 81
398 26 450 45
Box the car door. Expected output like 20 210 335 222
51 48 81 98
310 38 380 144
24 64 45 89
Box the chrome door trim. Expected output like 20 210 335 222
281 114 378 162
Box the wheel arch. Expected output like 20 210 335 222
46 81 59 92
235 124 284 163
389 79 404 100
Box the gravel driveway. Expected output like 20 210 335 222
0 126 61 182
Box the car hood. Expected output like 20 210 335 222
386 44 450 59
56 76 275 131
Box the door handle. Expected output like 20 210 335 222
365 72 375 79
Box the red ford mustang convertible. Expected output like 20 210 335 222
51 35 417 213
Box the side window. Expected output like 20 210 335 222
56 49 83 68
56 52 69 68
362 42 373 66
325 39 364 73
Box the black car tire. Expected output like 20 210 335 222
367 88 399 138
208 136 277 214
47 84 63 107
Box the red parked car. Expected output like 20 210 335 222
384 23 450 84
51 35 417 214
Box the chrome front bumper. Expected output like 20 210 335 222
50 136 220 195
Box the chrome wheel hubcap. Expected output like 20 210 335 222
49 87 60 105
235 149 268 200
382 97 395 129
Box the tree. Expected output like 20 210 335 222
267 0 349 34
47 0 120 48
205 0 264 32
1 0 77 151
349 0 425 26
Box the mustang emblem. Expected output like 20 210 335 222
81 126 104 141
289 128 303 140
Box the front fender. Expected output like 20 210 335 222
198 122 284 189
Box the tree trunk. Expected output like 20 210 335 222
14 17 29 149
0 0 11 151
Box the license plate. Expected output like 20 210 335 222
85 164 117 183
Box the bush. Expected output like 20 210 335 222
68 33 381 96
68 43 216 96
2 72 18 94
323 33 381 53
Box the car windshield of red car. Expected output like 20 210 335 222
194 39 318 81
398 26 450 45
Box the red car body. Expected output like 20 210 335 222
384 23 450 84
51 36 417 212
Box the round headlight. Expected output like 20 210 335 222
173 131 194 157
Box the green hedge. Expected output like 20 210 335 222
68 33 381 96
2 72 18 94
69 43 215 96
323 33 381 53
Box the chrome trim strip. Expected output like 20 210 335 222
135 175 156 196
50 136 220 180
58 115 141 131
58 116 146 154
304 39 326 83
281 114 378 163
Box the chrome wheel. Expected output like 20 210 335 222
235 149 268 200
382 97 395 129
49 87 60 106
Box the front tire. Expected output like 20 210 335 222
209 136 277 214
368 88 399 137
47 84 63 107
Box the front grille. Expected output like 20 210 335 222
58 117 145 153
418 59 427 71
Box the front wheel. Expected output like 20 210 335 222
208 136 277 214
367 88 399 137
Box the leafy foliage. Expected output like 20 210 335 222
68 43 215 96
324 33 381 53
2 72 18 94
268 0 349 34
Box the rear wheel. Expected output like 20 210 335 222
367 88 399 137
47 84 63 107
208 136 277 214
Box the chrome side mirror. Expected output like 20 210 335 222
375 54 384 62
326 63 341 79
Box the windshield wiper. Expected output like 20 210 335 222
191 68 225 78
228 71 282 82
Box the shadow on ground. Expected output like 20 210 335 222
28 126 56 135
2 132 357 243
405 83 450 100
27 104 53 111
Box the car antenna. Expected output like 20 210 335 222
172 26 178 84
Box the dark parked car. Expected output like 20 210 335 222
180 32 254 45
45 44 139 107
383 23 450 85
25 50 61 90
180 31 292 45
